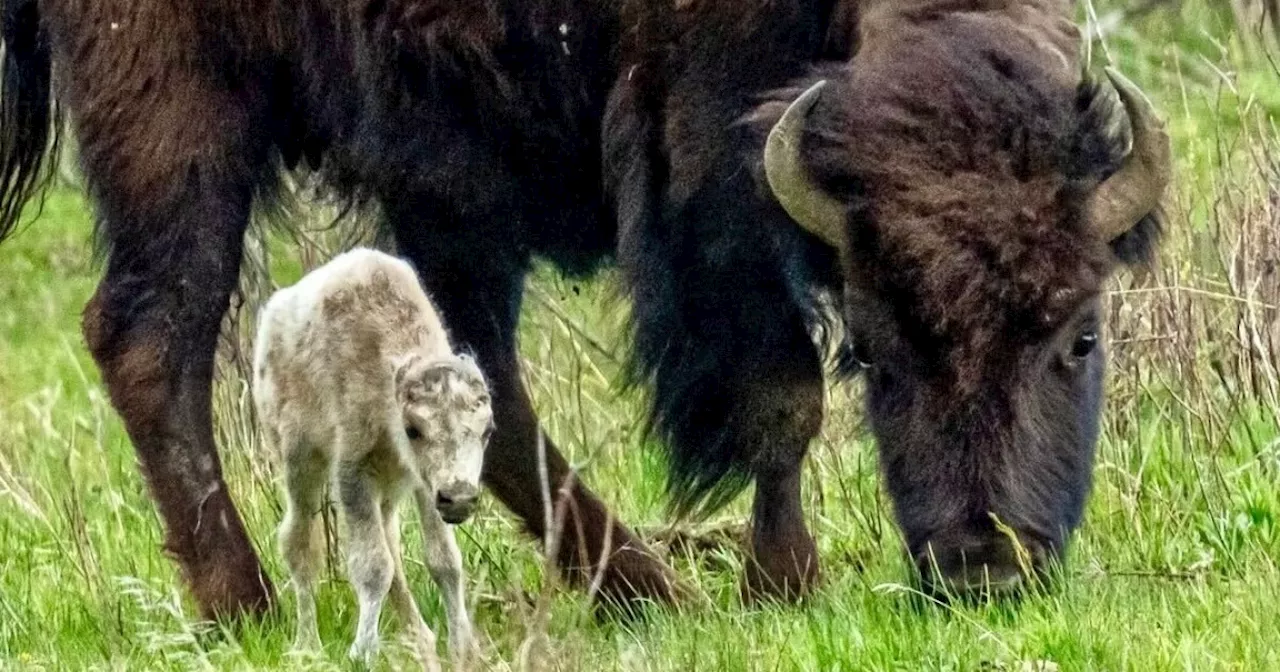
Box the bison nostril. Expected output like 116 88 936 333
916 534 1044 598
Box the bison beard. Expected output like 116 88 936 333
0 0 1168 619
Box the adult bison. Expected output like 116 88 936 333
0 0 1169 619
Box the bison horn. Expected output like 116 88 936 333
764 80 847 249
1089 66 1172 243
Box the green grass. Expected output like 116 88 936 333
2 4 1279 670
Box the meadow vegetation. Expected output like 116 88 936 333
1 1 1277 669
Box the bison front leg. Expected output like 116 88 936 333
730 369 825 604
390 212 682 615
621 224 827 603
72 64 275 618
482 375 685 613
82 212 273 620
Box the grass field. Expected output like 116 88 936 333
1 3 1278 670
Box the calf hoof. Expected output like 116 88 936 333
401 629 443 672
740 539 820 605
347 638 380 669
289 630 321 655
446 632 480 670
447 641 481 672
418 650 444 672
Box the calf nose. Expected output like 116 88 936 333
435 482 479 524
915 533 1043 598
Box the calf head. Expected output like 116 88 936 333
395 353 495 523
757 4 1171 595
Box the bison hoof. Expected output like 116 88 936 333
182 555 276 623
587 544 690 620
740 545 820 605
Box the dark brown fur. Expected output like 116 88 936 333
808 2 1117 387
0 0 1162 617
734 0 1161 589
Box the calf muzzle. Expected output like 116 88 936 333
436 482 480 524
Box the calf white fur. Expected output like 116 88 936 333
253 247 493 670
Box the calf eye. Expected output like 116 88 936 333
405 425 423 441
1071 330 1099 359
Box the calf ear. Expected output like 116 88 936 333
421 360 454 381
419 358 462 397
395 354 448 404
393 353 423 392
453 352 490 387
454 351 478 371
396 360 455 404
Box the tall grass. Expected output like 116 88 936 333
1 1 1277 669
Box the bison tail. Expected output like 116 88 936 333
0 0 58 244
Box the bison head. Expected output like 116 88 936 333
758 6 1171 596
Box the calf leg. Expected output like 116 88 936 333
415 489 476 666
391 207 681 613
277 439 328 651
382 498 442 672
337 460 394 666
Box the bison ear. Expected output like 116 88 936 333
822 0 862 60
1108 210 1162 267
1088 67 1171 263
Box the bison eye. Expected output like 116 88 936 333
1071 331 1099 359
405 425 423 441
851 341 874 369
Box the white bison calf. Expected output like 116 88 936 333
252 248 493 670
